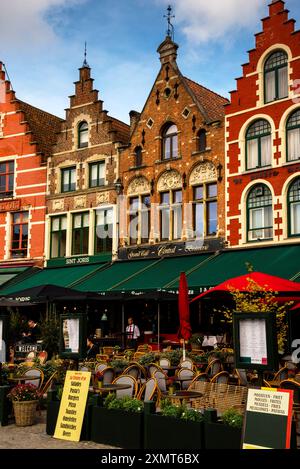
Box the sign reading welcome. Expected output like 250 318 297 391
54 370 91 442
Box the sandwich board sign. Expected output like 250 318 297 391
242 387 294 449
54 370 91 442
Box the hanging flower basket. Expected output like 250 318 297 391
13 400 38 426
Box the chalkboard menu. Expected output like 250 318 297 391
59 314 87 360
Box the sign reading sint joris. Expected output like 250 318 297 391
54 370 91 442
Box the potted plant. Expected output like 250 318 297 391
91 394 144 449
144 399 204 449
8 384 39 427
204 407 243 449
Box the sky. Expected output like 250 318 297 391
0 0 300 124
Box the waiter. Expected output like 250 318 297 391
126 317 140 350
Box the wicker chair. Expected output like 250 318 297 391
188 373 210 389
205 359 223 378
159 358 171 368
102 367 115 385
112 374 138 398
211 371 230 385
153 370 168 393
95 363 108 374
122 364 141 380
137 377 160 402
148 363 166 377
176 367 195 390
179 357 194 370
234 369 249 386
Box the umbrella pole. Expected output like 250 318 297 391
157 302 160 352
183 339 186 361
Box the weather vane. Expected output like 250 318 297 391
83 41 89 67
164 5 175 41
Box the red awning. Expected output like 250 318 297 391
190 272 300 303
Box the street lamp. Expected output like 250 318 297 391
115 178 123 195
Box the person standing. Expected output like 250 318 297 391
126 317 140 350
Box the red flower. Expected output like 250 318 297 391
96 371 104 381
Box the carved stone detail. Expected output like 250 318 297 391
127 177 150 195
52 199 64 212
157 170 181 191
96 191 110 205
74 195 87 209
189 162 217 185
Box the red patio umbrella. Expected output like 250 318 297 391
178 272 192 359
190 272 300 303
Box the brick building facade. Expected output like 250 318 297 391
118 35 227 259
0 62 61 276
45 63 130 267
226 0 300 248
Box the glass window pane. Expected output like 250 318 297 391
291 202 300 235
83 213 89 227
161 193 170 205
173 205 182 240
265 51 288 71
13 213 21 224
172 135 178 158
207 184 217 198
207 201 217 235
173 190 182 203
51 232 60 258
8 175 14 191
278 66 288 99
260 135 272 166
61 216 67 230
52 218 60 232
0 176 6 192
247 139 259 169
72 231 81 255
194 203 204 238
198 130 206 152
142 195 151 208
161 208 170 240
265 71 276 103
74 215 82 229
82 227 89 253
166 125 177 135
8 162 14 172
164 138 171 159
288 128 300 161
0 164 5 173
141 210 150 243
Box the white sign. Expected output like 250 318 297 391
239 318 268 365
63 319 79 353
246 388 290 417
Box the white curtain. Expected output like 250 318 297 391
291 202 300 235
288 128 300 161
278 67 288 99
247 139 258 169
261 135 272 166
265 71 276 102
173 205 182 240
249 207 273 240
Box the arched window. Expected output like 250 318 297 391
247 184 273 242
134 146 143 167
78 121 88 148
288 178 300 237
246 120 272 170
162 124 178 160
264 50 288 103
286 109 300 162
198 129 207 153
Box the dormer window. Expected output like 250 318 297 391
78 121 88 148
264 50 288 104
162 124 178 160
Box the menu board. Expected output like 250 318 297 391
243 388 294 449
239 318 268 365
63 318 79 353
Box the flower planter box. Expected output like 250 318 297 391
90 406 143 449
204 422 242 449
46 390 97 441
0 386 11 427
144 413 204 449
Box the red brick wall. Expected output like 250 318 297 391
225 0 300 247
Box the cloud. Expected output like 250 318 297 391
0 0 87 51
159 0 267 44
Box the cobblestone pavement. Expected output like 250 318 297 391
0 411 117 449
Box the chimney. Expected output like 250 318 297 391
157 36 179 65
129 110 141 132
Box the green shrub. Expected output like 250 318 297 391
137 353 156 367
160 398 203 422
221 408 243 429
104 394 144 413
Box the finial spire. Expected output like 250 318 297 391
164 5 175 41
83 41 89 67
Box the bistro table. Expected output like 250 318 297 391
91 384 132 395
162 390 203 406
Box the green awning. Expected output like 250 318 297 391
74 259 159 292
167 244 300 291
0 267 28 288
0 264 106 296
108 253 212 292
